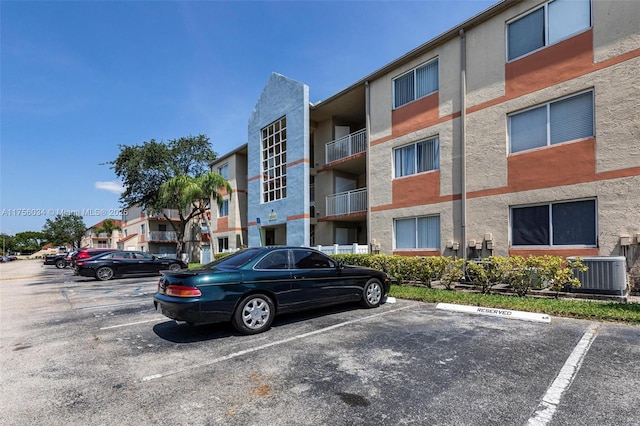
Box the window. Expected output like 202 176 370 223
394 137 439 178
292 249 336 269
218 163 229 180
219 200 229 217
393 58 439 108
509 91 594 153
507 0 591 61
511 199 596 246
262 116 287 202
255 251 290 270
159 224 167 232
394 216 440 249
217 237 229 252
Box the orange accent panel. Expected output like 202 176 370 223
286 214 310 221
509 248 598 258
201 234 211 242
372 194 461 212
393 250 441 257
318 212 366 222
392 171 440 207
392 93 439 137
287 158 309 168
506 30 593 97
508 139 596 192
217 217 229 232
248 221 258 227
248 175 260 182
372 112 460 148
318 152 366 173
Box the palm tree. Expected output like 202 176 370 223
93 219 122 248
158 172 232 259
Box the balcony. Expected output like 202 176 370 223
148 231 178 242
325 129 367 164
326 188 367 217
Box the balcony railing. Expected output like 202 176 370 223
325 129 367 164
326 188 367 217
148 231 177 242
316 243 369 255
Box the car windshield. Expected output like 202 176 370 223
202 248 264 269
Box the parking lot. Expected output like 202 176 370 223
1 260 639 425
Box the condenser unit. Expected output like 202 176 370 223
568 256 628 296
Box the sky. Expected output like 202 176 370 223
1 0 496 235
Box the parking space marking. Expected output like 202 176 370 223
526 323 599 426
140 304 412 382
99 317 166 330
74 301 149 310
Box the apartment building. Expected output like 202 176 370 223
118 206 183 258
204 145 249 261
218 0 639 275
80 219 122 249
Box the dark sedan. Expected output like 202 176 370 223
153 246 390 334
75 250 187 281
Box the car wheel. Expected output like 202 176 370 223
232 294 275 335
96 266 114 281
361 278 383 308
55 259 66 269
168 263 182 272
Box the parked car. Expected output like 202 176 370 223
74 250 187 281
153 246 390 335
44 253 72 269
69 248 119 267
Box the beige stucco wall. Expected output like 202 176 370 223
593 0 640 63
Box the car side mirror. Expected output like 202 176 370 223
337 261 344 270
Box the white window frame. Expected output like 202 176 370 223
392 58 439 109
508 89 594 154
218 199 229 218
393 215 441 250
510 198 597 247
261 116 287 203
506 0 592 62
393 136 440 178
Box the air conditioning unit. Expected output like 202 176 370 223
568 256 627 296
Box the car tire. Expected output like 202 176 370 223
55 259 66 269
232 294 275 335
361 278 383 308
168 263 182 272
96 266 114 281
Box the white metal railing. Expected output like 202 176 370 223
316 243 369 255
326 188 367 216
148 231 177 241
325 129 367 164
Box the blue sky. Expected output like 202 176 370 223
1 0 495 234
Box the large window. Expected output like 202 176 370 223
394 137 440 178
509 91 594 153
507 0 591 61
393 137 440 177
393 58 439 108
511 199 596 246
394 216 440 249
262 116 287 202
217 237 229 252
218 163 229 180
218 200 229 217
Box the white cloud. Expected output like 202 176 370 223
95 181 125 194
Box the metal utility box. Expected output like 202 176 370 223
568 256 628 296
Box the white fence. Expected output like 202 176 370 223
316 243 369 255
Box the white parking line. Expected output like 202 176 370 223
74 301 149 310
100 318 166 330
140 305 412 382
526 323 599 426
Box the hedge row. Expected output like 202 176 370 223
331 254 587 297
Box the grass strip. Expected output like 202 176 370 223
390 285 640 324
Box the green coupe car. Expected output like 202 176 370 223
153 246 390 334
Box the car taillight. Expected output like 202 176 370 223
77 253 90 259
166 285 201 297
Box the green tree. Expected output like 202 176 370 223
158 172 232 256
109 135 217 257
13 231 47 253
1 233 17 255
42 214 86 248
